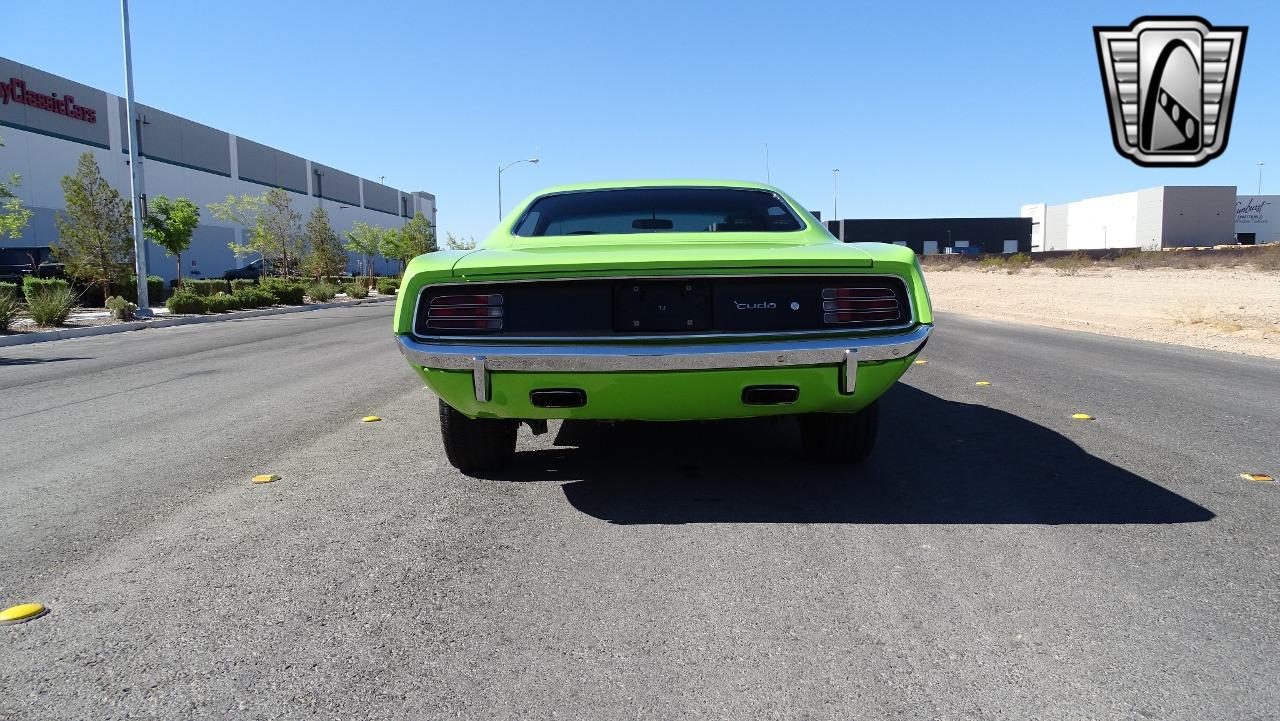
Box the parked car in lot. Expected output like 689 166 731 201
394 180 933 471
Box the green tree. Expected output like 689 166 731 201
300 205 347 281
0 134 33 240
445 232 477 251
344 221 382 287
53 152 133 301
143 195 200 287
209 188 302 277
383 212 437 273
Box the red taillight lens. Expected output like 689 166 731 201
426 293 504 332
821 287 900 324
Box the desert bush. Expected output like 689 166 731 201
977 256 1006 272
260 278 306 305
343 282 368 299
307 282 338 302
105 295 138 320
0 292 19 331
110 275 165 307
1047 252 1091 276
229 279 256 293
233 287 275 309
166 289 207 314
1253 245 1280 272
0 281 17 302
27 284 75 326
376 277 400 295
1003 253 1031 274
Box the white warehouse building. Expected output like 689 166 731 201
1020 186 1240 252
0 55 435 281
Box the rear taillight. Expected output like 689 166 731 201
821 287 901 324
426 294 504 332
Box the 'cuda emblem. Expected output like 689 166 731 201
734 301 776 310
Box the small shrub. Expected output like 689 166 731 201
307 282 338 302
343 282 368 299
105 295 138 320
27 284 76 326
0 281 17 301
166 289 207 314
204 292 238 313
233 287 275 309
376 277 400 295
229 279 256 293
1252 245 1280 272
1047 252 1091 276
260 278 306 305
22 276 69 302
0 292 19 331
1004 253 1031 274
977 256 1006 272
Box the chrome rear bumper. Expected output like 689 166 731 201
396 324 931 402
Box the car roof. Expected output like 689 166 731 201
532 179 785 194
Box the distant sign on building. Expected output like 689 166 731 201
1235 196 1279 244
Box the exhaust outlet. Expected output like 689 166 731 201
741 385 799 405
530 388 587 408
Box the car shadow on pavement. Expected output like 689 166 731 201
0 355 91 366
485 384 1214 525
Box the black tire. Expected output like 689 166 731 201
438 399 518 472
798 401 880 464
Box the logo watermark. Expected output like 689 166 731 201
1094 16 1246 167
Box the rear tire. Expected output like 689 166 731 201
438 399 518 472
799 401 879 464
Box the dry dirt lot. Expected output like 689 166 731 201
924 266 1280 360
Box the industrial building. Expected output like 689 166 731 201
826 217 1032 255
0 56 435 281
1019 186 1273 252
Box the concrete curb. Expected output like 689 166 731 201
0 295 395 349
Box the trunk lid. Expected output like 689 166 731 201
451 240 874 278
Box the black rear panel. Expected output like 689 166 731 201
415 275 910 337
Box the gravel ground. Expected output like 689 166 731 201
925 266 1280 359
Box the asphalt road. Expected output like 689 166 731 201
1 305 1277 720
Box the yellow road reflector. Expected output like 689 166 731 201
0 602 49 625
914 359 927 365
361 416 382 423
252 474 280 484
1241 473 1275 483
1071 413 1095 421
975 381 992 386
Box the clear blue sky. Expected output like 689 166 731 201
5 1 1277 239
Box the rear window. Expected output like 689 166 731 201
512 188 805 237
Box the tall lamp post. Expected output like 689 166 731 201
832 168 840 222
120 0 151 315
498 157 539 220
1258 161 1265 195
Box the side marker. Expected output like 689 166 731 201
0 602 49 625
252 474 280 484
1072 413 1096 421
1241 473 1275 483
975 381 992 386
914 359 927 365
361 416 382 423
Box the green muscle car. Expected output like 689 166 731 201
394 180 933 471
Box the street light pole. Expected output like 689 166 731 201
832 168 840 221
498 157 539 220
1259 161 1265 195
120 0 151 315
